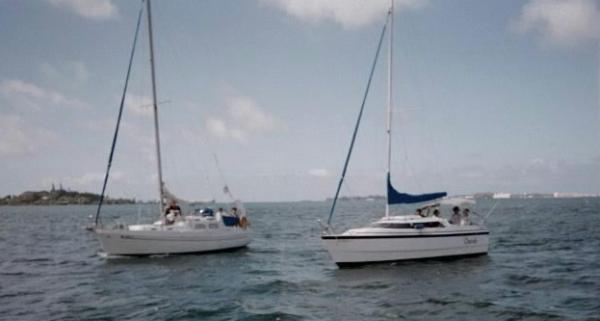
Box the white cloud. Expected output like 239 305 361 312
0 114 58 157
230 128 246 141
514 0 600 46
0 79 90 110
261 0 428 29
41 61 90 85
308 168 332 178
205 117 229 139
125 93 153 117
205 95 284 142
70 61 90 81
48 0 118 20
227 96 283 133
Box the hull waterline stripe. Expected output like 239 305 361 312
118 235 250 242
321 231 489 240
98 233 249 242
101 245 249 257
335 252 488 267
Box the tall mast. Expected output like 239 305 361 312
385 0 394 219
146 0 165 213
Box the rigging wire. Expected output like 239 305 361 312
94 1 145 227
213 154 235 201
327 10 391 227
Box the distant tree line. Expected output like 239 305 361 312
0 188 135 205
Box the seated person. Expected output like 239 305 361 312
220 207 240 226
164 199 182 225
416 208 426 217
461 208 471 225
450 206 461 224
432 209 440 217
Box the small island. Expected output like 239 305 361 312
0 184 135 206
325 195 386 202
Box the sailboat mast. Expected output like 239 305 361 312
385 0 394 219
146 0 165 213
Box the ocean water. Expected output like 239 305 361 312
0 199 599 321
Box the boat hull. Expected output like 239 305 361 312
322 231 488 267
95 228 251 256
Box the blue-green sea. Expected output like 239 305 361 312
1 198 599 321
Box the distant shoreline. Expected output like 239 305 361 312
1 190 599 206
0 189 135 206
325 192 600 202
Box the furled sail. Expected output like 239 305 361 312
387 174 446 205
162 184 189 206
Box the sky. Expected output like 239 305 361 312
0 0 599 202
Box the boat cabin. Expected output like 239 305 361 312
369 215 449 230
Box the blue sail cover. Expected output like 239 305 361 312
387 174 447 205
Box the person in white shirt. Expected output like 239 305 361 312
450 206 461 224
164 199 181 225
461 208 471 226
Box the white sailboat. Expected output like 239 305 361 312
321 1 488 267
93 0 251 256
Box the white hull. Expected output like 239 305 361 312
95 227 250 256
322 231 488 266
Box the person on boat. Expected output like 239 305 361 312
450 206 461 224
433 209 440 217
461 208 471 226
164 199 182 225
229 207 241 226
215 207 225 222
416 208 426 217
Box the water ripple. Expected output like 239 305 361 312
0 199 599 320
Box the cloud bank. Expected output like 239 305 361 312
41 61 90 87
514 0 600 47
205 95 284 142
261 0 428 29
124 93 154 118
0 115 58 157
0 79 90 110
308 168 332 178
48 0 118 20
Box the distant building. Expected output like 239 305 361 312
553 192 600 198
492 192 511 199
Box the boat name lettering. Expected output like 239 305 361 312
463 237 477 245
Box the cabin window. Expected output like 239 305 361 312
421 222 443 228
371 222 444 229
371 223 412 229
194 224 206 229
208 223 219 229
